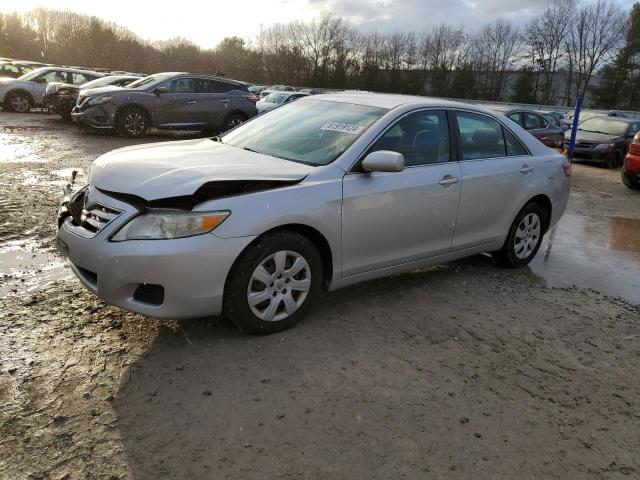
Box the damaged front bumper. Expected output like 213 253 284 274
55 185 255 319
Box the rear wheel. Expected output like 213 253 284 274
222 112 246 132
117 106 148 138
223 231 322 334
492 202 547 268
5 91 32 113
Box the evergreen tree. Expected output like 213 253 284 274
510 68 537 104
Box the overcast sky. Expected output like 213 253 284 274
4 0 637 48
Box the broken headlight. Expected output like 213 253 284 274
111 210 229 241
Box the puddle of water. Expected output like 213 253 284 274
530 213 640 304
0 240 70 297
0 133 47 163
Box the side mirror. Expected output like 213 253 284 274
361 150 404 173
154 86 168 96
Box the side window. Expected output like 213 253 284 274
71 73 91 85
38 70 68 83
503 127 529 156
196 79 233 93
166 78 195 93
523 112 544 130
368 110 450 166
455 111 506 160
1 64 20 76
507 113 523 127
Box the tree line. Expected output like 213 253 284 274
0 2 638 109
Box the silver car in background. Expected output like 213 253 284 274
72 72 258 137
256 91 308 114
56 93 571 333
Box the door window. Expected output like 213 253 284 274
507 113 523 126
0 64 20 76
196 78 233 93
368 110 450 166
523 112 544 130
166 78 195 93
70 73 92 85
455 111 506 160
38 70 69 83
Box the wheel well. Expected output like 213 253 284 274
224 110 248 121
7 89 33 102
116 103 152 126
526 194 552 232
230 224 334 291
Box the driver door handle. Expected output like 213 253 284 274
520 165 534 174
438 175 460 186
188 100 197 104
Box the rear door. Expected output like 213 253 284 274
452 110 536 250
195 79 238 129
341 109 462 276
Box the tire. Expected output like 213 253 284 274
4 91 32 113
223 231 323 334
221 112 246 132
607 153 622 169
117 106 148 138
492 202 548 268
622 172 640 190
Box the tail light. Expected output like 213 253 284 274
247 94 258 104
629 143 640 156
562 160 571 177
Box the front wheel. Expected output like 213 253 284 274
492 203 547 268
5 91 32 113
221 112 246 132
223 231 322 334
117 107 148 138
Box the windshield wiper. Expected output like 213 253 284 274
243 146 259 153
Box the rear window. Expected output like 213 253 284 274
456 111 506 160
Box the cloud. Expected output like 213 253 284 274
306 0 565 32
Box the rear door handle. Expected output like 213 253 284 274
438 175 460 186
188 100 197 104
520 165 534 174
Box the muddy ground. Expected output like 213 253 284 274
1 112 639 480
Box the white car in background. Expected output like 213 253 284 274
257 91 309 114
0 67 103 112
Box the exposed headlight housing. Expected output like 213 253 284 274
87 95 113 106
111 210 229 241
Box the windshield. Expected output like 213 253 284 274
125 76 165 90
18 68 49 81
222 99 387 166
264 93 288 104
578 117 630 136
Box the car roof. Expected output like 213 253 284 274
311 91 499 111
581 115 636 123
153 72 246 85
30 66 105 76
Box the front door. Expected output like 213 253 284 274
153 77 202 128
341 109 461 277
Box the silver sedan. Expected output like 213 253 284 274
56 93 571 333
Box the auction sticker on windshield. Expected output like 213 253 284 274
321 122 364 135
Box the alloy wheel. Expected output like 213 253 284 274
514 212 541 259
247 250 311 322
228 116 243 128
124 112 145 136
11 95 29 113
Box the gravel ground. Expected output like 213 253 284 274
1 112 639 480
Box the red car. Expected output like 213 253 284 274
623 132 640 190
492 107 565 149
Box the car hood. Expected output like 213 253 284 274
0 78 23 87
89 138 314 201
79 85 125 97
575 130 623 143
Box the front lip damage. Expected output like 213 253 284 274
97 178 304 211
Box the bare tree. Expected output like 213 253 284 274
566 0 625 100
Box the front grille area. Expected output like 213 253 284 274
79 204 123 234
575 141 596 148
